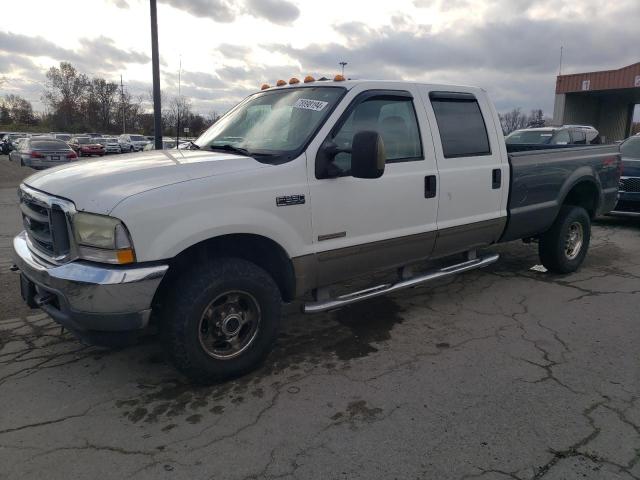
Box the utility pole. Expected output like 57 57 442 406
339 61 347 77
176 56 181 147
120 75 126 133
150 0 163 150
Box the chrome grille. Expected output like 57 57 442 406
620 177 640 193
19 185 73 263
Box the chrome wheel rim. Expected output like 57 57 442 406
198 290 261 360
565 222 584 260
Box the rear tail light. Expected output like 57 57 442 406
30 151 44 158
66 151 77 159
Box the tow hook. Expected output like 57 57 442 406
10 264 19 272
35 294 56 307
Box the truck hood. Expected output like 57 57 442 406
24 149 267 214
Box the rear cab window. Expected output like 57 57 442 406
428 92 491 158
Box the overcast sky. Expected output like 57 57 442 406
1 0 638 116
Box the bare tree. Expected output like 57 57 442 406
499 108 529 135
3 94 36 124
42 62 89 128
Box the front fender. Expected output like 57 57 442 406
110 170 312 262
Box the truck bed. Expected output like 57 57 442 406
500 144 620 242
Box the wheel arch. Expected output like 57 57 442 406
153 233 297 308
560 176 601 219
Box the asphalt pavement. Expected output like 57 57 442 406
1 156 639 480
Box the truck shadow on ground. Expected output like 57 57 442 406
111 296 405 426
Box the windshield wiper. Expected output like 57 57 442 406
184 140 200 150
209 144 251 156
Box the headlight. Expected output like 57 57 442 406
73 212 136 264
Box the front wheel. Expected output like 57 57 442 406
161 257 281 382
539 205 591 274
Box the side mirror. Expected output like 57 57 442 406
351 130 385 179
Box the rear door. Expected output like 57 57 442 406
306 84 439 286
420 89 508 257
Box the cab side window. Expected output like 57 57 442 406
329 95 423 173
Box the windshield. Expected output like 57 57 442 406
621 136 640 159
55 134 71 141
505 129 555 144
76 137 92 144
195 86 346 160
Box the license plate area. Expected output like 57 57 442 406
50 155 60 161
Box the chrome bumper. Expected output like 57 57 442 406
12 231 168 334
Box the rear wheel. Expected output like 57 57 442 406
129 146 134 152
161 257 281 382
539 205 591 273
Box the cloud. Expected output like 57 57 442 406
107 0 130 8
0 31 149 73
244 0 299 25
159 0 236 23
160 0 299 25
0 31 79 62
267 2 639 112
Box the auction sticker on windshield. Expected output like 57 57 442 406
293 98 328 111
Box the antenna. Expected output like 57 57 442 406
558 46 563 76
339 61 347 76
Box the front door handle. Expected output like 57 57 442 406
492 169 502 189
425 175 437 198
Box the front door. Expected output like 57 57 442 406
307 85 439 286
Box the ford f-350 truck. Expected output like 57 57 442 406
12 79 621 381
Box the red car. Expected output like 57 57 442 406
69 136 105 157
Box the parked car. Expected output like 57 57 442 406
96 137 122 154
69 136 106 157
9 137 77 169
53 133 72 143
143 137 184 150
118 134 149 152
612 135 640 214
12 79 621 381
505 125 599 147
1 133 27 153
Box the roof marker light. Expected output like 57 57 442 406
289 77 300 85
276 79 287 86
334 74 346 82
261 83 270 90
304 75 315 83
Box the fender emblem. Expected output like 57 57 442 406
276 195 306 207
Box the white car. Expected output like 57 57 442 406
97 137 122 154
118 134 149 152
11 78 621 381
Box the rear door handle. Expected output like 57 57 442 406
492 169 501 189
425 175 437 198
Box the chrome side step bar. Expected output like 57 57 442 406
303 253 500 313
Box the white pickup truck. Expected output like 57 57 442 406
12 78 621 381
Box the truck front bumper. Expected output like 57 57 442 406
12 231 168 342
